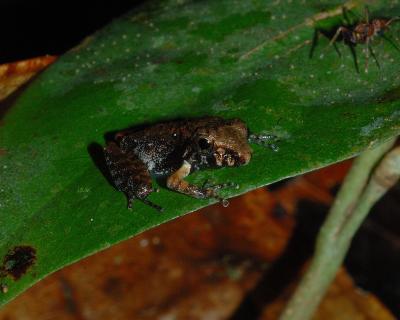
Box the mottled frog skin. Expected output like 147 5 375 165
104 117 273 212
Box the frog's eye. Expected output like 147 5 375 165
198 138 211 150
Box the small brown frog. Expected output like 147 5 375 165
104 117 277 212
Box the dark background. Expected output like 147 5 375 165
0 0 144 64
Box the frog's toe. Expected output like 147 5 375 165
126 193 163 212
202 180 239 191
127 195 136 210
249 133 277 142
269 143 279 152
141 198 164 212
221 199 230 207
249 133 280 152
201 181 239 208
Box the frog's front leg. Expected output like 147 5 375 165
248 133 280 152
166 161 221 200
104 142 163 212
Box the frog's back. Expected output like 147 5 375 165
118 117 230 176
118 120 190 176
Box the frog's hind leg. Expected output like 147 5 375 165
104 142 163 212
138 198 163 212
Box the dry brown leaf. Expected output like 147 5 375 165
261 267 396 320
0 56 56 101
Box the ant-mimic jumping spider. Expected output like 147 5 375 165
311 6 399 73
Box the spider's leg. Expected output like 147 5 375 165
365 38 370 72
381 33 400 53
333 42 342 57
330 26 345 46
386 16 400 26
364 6 370 24
349 44 360 73
368 44 380 69
310 29 340 58
343 6 361 24
309 29 319 59
343 6 352 25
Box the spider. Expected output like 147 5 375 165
329 6 399 72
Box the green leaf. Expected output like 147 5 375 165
1 0 400 306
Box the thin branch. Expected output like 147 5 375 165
279 137 398 320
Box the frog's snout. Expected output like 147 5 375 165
239 151 251 166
